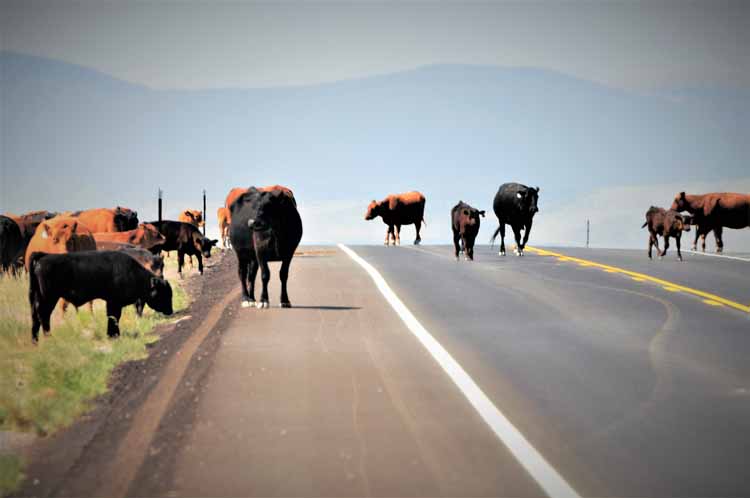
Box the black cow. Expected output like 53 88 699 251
230 187 303 309
28 251 173 342
451 201 485 261
490 183 540 256
146 220 218 276
0 215 24 274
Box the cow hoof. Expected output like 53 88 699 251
281 302 292 308
256 301 269 309
241 300 255 308
499 250 506 256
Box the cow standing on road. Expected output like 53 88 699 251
230 187 303 309
641 206 691 261
490 183 540 256
451 201 485 261
671 191 750 253
217 207 231 249
28 251 173 342
365 191 426 245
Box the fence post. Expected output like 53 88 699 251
202 189 207 237
158 188 163 223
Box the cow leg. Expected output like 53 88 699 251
414 221 422 245
498 221 506 256
257 258 271 309
714 226 724 253
521 219 533 251
395 224 401 245
384 225 392 246
31 296 55 343
248 258 259 304
453 231 461 260
692 228 702 251
280 258 292 308
648 232 656 259
676 234 683 261
177 251 185 278
660 236 670 258
512 225 524 256
238 254 252 307
135 299 145 317
106 301 122 338
196 253 204 275
462 235 471 260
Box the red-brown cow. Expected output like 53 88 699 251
641 206 692 261
365 191 426 245
92 223 165 250
671 192 750 253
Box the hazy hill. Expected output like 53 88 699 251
2 52 748 247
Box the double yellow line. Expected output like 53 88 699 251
525 247 750 314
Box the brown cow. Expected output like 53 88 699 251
217 207 231 249
64 207 138 233
25 216 97 313
451 201 485 261
226 185 296 210
365 191 426 245
92 223 165 250
178 209 204 228
671 191 750 253
641 207 691 261
25 217 97 270
7 210 58 244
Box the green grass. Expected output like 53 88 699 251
0 454 23 497
0 271 188 436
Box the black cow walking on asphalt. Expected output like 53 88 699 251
28 251 173 343
0 215 24 274
230 187 303 309
451 201 485 261
146 220 217 277
490 183 540 256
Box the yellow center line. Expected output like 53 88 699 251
526 246 750 314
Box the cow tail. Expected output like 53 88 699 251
641 221 648 229
490 226 502 247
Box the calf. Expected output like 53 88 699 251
178 209 204 227
641 206 691 261
147 220 217 276
95 241 164 316
28 251 173 342
451 201 485 261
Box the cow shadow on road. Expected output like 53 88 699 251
288 305 362 311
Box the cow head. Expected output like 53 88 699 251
365 200 380 220
670 191 689 212
113 207 139 231
516 187 540 215
192 232 218 257
129 223 166 249
679 213 693 232
37 218 95 252
457 204 485 230
146 276 173 315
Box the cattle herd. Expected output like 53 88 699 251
1 183 748 343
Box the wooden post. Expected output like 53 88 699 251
586 219 590 248
202 189 207 236
158 188 163 223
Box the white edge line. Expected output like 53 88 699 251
337 243 581 498
686 250 750 262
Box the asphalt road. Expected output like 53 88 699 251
350 244 750 497
20 244 750 498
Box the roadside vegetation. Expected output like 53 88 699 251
0 256 190 496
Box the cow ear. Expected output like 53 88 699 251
479 210 486 217
71 221 78 232
535 187 540 193
679 191 686 199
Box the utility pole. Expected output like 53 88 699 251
202 189 207 236
586 219 590 248
158 188 163 223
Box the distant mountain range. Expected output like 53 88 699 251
2 51 748 246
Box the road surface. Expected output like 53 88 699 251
19 245 750 497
